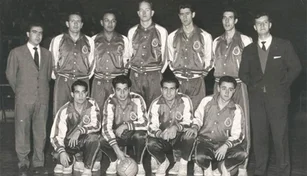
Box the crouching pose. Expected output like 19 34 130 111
188 76 247 176
100 75 148 176
147 76 195 176
50 80 101 176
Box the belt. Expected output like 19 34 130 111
94 73 124 80
215 78 242 83
131 66 161 73
58 73 88 80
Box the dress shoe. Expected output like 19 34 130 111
33 166 49 175
19 165 28 176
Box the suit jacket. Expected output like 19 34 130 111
239 37 301 103
6 44 52 104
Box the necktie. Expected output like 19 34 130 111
33 47 39 68
261 41 266 51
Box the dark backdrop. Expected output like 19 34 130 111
0 0 306 101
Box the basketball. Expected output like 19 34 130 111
116 157 138 176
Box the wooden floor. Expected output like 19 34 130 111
0 111 306 176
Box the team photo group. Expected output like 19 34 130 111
5 0 302 176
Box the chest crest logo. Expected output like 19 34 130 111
82 115 91 124
175 111 183 121
232 46 241 56
224 117 232 127
82 45 89 54
151 38 159 47
117 45 123 52
193 40 201 50
130 112 137 121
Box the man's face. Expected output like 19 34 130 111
27 26 43 46
137 1 154 22
222 11 237 31
161 82 178 102
66 14 83 33
254 15 272 36
71 85 88 105
179 8 195 26
101 13 117 33
114 83 130 101
217 82 236 102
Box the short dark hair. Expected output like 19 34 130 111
222 7 238 19
178 4 194 13
27 22 44 32
160 76 180 89
71 80 88 92
254 11 271 24
138 0 153 10
218 76 237 89
67 12 83 22
101 9 117 21
112 75 132 88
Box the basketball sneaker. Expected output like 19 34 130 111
53 164 64 174
74 161 84 172
156 158 170 176
151 157 158 173
136 164 145 176
168 161 180 174
238 168 248 176
81 168 92 176
213 169 221 176
92 161 101 172
106 161 117 174
194 163 203 176
178 159 188 176
63 165 73 174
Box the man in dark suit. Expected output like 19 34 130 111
239 12 301 176
6 22 52 176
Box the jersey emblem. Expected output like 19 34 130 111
117 45 123 54
82 45 89 54
193 41 201 50
224 117 232 127
130 112 137 121
82 115 91 124
175 111 183 121
232 46 241 56
151 38 159 47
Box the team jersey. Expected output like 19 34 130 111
127 23 168 73
212 31 252 79
167 25 213 79
148 93 193 137
193 95 244 148
50 98 101 154
101 92 148 146
92 32 129 78
49 33 95 79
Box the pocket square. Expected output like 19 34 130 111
273 56 282 59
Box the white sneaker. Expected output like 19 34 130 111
151 157 158 173
213 169 221 176
92 161 100 172
204 167 213 176
74 161 84 172
178 159 188 176
106 161 117 174
136 164 145 176
54 164 64 174
81 168 92 176
194 163 203 176
237 168 248 176
156 158 170 176
168 161 179 174
63 164 73 174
